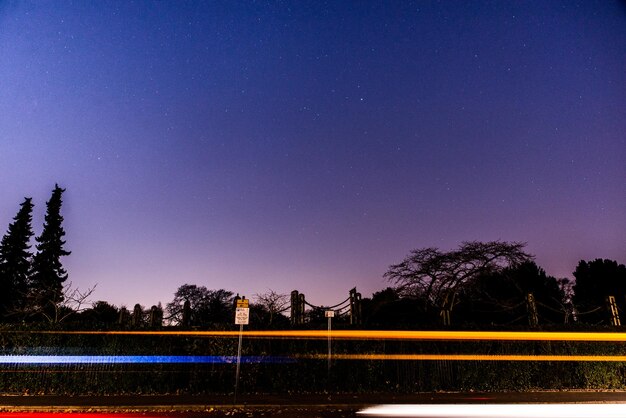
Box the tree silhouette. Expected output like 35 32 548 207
572 259 626 324
28 184 71 320
457 261 566 326
166 284 207 325
361 287 432 328
166 284 234 326
203 288 234 324
385 241 532 319
0 197 34 320
78 300 120 325
253 289 289 326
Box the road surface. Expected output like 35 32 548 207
2 391 626 417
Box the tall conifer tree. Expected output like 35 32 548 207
0 197 34 320
29 185 71 317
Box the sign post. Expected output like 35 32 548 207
325 309 334 374
234 297 249 403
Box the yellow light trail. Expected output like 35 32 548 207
301 353 626 362
22 329 626 342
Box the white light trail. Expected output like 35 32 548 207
358 404 626 418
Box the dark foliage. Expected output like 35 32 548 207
362 287 434 328
573 259 626 324
166 284 234 326
28 185 71 322
456 261 567 326
3 322 626 395
249 303 289 328
253 290 289 326
0 197 34 320
75 300 120 326
385 241 532 310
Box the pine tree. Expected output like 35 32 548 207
0 197 34 320
29 185 71 319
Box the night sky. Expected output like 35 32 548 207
1 1 624 309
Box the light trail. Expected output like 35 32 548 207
3 353 624 365
20 329 626 342
0 355 293 365
358 404 626 417
8 331 626 365
301 353 626 362
0 415 152 418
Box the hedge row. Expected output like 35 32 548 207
2 325 626 394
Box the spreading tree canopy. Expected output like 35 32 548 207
0 197 34 319
384 241 532 308
29 184 71 319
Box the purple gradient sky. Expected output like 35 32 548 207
1 1 624 309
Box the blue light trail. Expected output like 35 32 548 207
0 355 294 364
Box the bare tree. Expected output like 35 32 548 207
50 281 97 323
254 289 289 325
16 281 97 323
384 241 532 308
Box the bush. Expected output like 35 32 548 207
2 323 626 394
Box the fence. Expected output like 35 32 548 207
117 289 623 330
